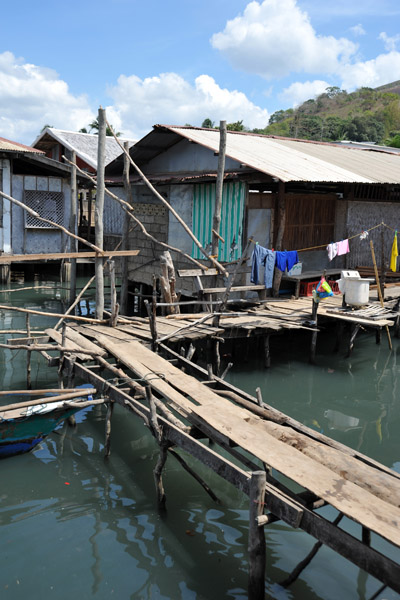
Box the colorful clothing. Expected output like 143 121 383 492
390 232 398 272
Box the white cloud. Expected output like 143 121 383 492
210 0 358 79
106 72 270 138
280 80 331 107
350 24 366 36
340 51 400 90
0 51 94 144
379 32 400 52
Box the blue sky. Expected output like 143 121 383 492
1 0 400 144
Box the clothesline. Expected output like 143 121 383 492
249 221 396 253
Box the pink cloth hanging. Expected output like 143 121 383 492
337 239 350 256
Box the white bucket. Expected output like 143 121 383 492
344 277 374 306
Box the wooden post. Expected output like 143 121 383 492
248 470 266 600
264 334 271 368
95 107 106 319
212 120 227 257
214 340 221 377
346 323 361 358
69 150 77 306
109 260 119 327
120 141 132 315
309 298 319 364
26 314 31 389
380 228 386 299
272 181 286 298
104 401 114 458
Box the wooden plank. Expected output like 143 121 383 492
202 285 266 293
0 250 140 264
45 328 92 361
64 326 108 357
178 268 219 277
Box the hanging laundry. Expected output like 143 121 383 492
390 231 398 272
275 250 299 273
336 239 350 256
326 242 338 261
360 230 369 240
250 244 276 288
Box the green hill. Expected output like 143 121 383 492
255 83 400 145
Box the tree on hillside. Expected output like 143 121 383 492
201 118 215 128
226 120 245 131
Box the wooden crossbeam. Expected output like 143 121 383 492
0 250 140 264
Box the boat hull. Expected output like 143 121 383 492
0 406 79 458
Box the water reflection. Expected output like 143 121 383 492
1 278 400 599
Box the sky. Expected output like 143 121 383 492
1 0 400 145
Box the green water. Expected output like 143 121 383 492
0 276 399 600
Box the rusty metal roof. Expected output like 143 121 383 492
0 137 43 154
151 126 400 184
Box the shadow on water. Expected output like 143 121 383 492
0 278 399 599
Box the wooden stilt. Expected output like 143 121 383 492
347 323 361 358
26 314 32 389
214 339 221 377
255 387 263 407
334 321 345 353
362 526 371 547
248 470 266 600
104 401 114 458
220 361 233 380
120 141 132 315
309 298 319 365
145 383 167 507
95 107 106 320
264 334 271 368
109 260 119 327
281 512 344 587
376 328 382 345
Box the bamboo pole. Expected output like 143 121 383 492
212 120 227 257
64 154 207 271
0 388 96 412
69 150 77 306
0 303 108 324
370 240 392 350
96 107 106 319
272 180 286 297
120 140 132 314
105 118 229 277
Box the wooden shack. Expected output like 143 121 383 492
0 137 80 281
105 126 400 300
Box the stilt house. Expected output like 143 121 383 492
105 126 400 297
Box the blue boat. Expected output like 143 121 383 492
0 385 95 458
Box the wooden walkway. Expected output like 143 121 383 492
8 292 400 595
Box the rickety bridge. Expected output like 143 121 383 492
34 320 400 598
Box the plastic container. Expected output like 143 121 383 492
343 277 374 306
338 270 374 306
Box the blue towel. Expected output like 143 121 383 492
275 250 299 272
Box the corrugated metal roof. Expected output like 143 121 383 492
0 137 43 154
159 126 400 184
32 128 136 169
